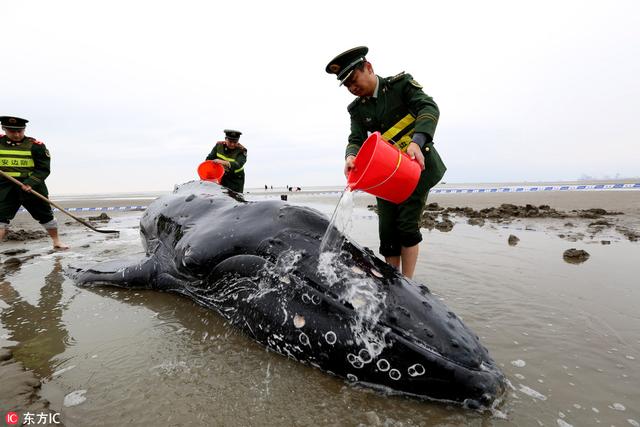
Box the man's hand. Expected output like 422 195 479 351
213 159 231 169
344 155 356 178
406 142 426 170
20 183 32 192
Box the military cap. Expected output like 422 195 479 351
0 116 29 129
325 46 369 85
224 129 242 142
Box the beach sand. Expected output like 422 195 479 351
1 185 639 425
0 348 53 414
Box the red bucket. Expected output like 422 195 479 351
347 132 421 204
197 160 225 183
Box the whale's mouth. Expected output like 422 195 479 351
382 323 503 376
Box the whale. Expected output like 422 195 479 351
71 180 505 408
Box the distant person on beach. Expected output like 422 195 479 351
325 46 446 278
0 116 68 249
205 129 247 193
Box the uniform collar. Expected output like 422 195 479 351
1 137 22 147
371 76 380 99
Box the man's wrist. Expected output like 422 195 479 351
411 133 426 148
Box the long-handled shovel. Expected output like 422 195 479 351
0 170 119 234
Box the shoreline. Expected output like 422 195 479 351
5 186 639 240
25 185 640 214
45 178 640 198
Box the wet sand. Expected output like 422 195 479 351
1 187 639 426
0 348 50 412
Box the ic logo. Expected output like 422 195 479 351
6 412 19 425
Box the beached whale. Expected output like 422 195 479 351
71 180 505 407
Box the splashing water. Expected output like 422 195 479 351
319 188 354 254
247 249 305 302
272 249 304 275
317 251 341 287
343 275 389 358
317 189 389 356
318 251 389 358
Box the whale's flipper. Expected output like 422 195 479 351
71 256 158 289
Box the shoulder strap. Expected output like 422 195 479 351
388 71 407 84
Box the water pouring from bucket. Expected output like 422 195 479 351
346 132 421 204
319 188 354 254
319 132 421 257
197 160 225 184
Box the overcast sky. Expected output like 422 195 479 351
3 0 639 194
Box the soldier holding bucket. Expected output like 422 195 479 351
205 129 247 193
326 46 446 278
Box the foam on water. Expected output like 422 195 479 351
150 360 190 375
518 384 547 401
63 389 87 407
51 365 76 377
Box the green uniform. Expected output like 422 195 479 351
0 134 55 225
206 142 247 193
346 72 447 257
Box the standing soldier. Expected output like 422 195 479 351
326 46 446 279
0 116 68 249
206 129 247 193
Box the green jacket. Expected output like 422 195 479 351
346 72 446 189
206 142 247 193
0 135 51 190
